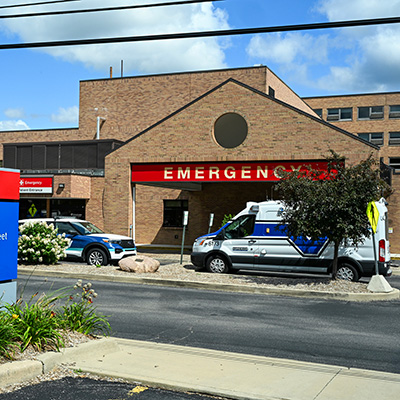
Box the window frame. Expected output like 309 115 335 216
358 132 384 146
162 199 189 228
313 108 322 118
389 132 400 146
358 106 384 120
389 157 400 173
389 105 400 119
327 107 352 121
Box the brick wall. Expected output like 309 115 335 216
266 69 317 116
303 93 400 164
0 128 83 162
86 177 105 230
304 93 400 252
78 66 269 142
104 80 378 245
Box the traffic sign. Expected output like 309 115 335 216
366 202 379 233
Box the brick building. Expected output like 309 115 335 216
1 66 399 251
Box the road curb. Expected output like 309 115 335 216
37 337 120 373
18 268 400 302
0 360 42 388
0 337 119 390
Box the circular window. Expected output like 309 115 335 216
214 113 248 148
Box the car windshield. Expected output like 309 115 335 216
70 221 104 235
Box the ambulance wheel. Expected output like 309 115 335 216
87 248 108 266
206 254 230 274
337 263 359 282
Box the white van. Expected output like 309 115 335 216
191 199 392 281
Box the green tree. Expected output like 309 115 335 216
275 151 392 280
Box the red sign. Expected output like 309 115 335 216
131 161 329 183
20 176 53 194
0 169 20 200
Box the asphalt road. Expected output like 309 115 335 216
0 377 226 400
17 274 400 374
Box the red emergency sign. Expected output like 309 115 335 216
131 161 329 183
20 176 53 193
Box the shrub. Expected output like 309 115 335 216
18 221 70 265
0 312 20 359
5 293 64 352
57 280 111 336
0 280 110 361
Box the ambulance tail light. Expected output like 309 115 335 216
379 239 386 262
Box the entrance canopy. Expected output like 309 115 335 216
131 160 329 186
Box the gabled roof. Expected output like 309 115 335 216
112 77 378 154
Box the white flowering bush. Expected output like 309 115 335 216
18 221 71 265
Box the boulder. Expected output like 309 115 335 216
118 255 160 273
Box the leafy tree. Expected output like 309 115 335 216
275 151 392 279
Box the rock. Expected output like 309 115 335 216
118 255 160 273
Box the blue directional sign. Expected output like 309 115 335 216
0 201 19 281
0 168 20 305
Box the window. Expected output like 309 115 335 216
327 108 352 121
389 132 400 145
3 140 123 171
358 106 384 120
389 158 400 172
268 86 275 98
224 215 255 239
389 105 400 119
163 200 188 227
54 222 79 235
214 113 248 148
313 109 322 118
358 132 383 146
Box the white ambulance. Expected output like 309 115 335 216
191 199 392 281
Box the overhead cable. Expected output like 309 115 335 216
0 0 224 18
0 0 80 10
2 15 400 50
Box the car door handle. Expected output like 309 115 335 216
248 239 257 244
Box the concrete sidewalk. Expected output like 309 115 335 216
2 337 400 399
66 338 400 400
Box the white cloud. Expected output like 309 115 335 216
51 106 79 124
0 1 230 74
312 0 400 92
247 32 329 65
316 0 400 20
4 108 26 119
0 120 29 131
246 1 400 93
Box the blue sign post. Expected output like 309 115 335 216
0 168 20 306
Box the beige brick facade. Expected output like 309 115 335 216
303 92 400 164
0 128 83 163
304 93 400 253
2 66 399 253
77 66 316 142
104 79 378 247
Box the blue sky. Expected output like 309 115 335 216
1 0 400 130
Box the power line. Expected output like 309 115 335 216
0 0 224 18
2 15 400 50
0 0 80 10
